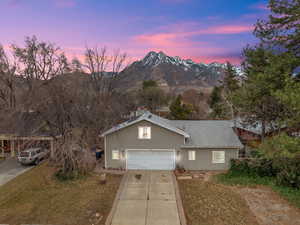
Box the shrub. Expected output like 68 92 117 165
230 157 300 189
258 133 300 159
230 158 276 177
274 158 300 188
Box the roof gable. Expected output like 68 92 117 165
102 112 243 149
101 112 190 138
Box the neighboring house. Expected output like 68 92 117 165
0 112 55 158
233 118 300 142
101 111 243 170
232 118 300 157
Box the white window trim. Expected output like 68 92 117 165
112 150 120 160
138 126 151 139
212 151 225 164
188 150 196 161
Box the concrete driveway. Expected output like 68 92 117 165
111 171 181 225
0 158 33 186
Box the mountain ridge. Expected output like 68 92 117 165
118 51 242 92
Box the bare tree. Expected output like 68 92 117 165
12 36 69 110
0 45 17 109
0 37 132 178
84 46 127 95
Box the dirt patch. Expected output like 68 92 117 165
235 186 300 225
178 179 259 225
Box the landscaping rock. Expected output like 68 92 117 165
177 175 192 180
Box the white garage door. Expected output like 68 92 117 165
126 150 175 170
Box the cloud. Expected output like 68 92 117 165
132 22 252 65
191 55 242 64
160 0 188 3
55 0 76 8
251 3 269 10
7 0 22 7
134 24 253 46
200 25 253 34
7 0 77 8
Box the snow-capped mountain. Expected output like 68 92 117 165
118 51 242 91
139 51 242 74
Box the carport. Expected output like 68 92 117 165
0 135 55 158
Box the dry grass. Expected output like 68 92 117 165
178 179 259 225
0 163 122 225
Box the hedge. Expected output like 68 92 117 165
230 158 300 189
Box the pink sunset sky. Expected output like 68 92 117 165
0 0 269 65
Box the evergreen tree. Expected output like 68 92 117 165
139 80 167 112
232 45 298 138
222 62 240 118
254 0 300 57
142 80 158 90
169 95 192 120
276 72 300 125
208 86 230 119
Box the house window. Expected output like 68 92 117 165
212 151 225 164
138 126 151 139
112 150 120 160
188 150 196 160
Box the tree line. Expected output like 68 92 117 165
208 0 300 141
0 37 133 178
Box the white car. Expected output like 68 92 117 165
18 147 48 165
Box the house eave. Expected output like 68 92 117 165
101 117 190 138
180 145 243 149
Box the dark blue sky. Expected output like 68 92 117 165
0 0 269 64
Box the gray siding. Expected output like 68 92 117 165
105 120 239 170
179 148 238 170
105 120 184 169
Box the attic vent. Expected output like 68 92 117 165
148 115 152 119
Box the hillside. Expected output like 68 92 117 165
117 51 242 92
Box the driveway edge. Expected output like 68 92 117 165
105 172 128 225
172 172 187 225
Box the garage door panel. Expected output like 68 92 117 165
127 150 175 170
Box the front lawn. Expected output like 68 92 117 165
216 171 300 208
0 163 122 225
178 179 259 225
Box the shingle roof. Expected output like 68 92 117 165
102 111 243 149
232 117 284 135
171 120 243 149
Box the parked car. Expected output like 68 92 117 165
18 147 48 165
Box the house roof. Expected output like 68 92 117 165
232 117 285 135
101 111 190 138
0 111 54 137
171 120 243 149
102 112 243 149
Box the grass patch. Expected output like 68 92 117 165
178 179 259 225
0 163 122 225
215 171 300 208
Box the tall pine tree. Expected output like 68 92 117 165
255 0 300 57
